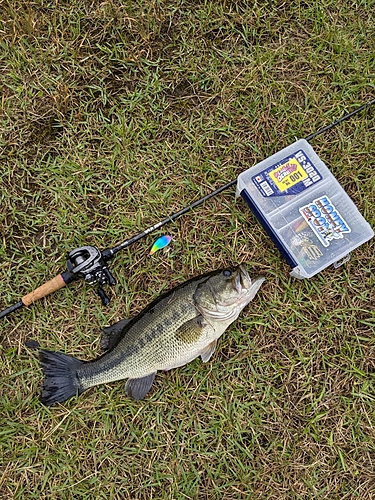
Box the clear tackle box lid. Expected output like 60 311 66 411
236 139 374 279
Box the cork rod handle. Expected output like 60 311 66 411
22 275 67 306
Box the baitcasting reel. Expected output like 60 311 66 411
66 246 116 306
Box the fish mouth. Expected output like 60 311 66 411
235 265 251 293
235 265 265 299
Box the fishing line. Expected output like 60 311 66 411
1 99 374 319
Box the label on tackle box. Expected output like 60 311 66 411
299 195 351 248
252 149 322 197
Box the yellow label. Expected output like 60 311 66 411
269 158 308 192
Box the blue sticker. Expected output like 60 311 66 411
252 150 322 197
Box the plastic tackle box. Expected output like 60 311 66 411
236 139 374 279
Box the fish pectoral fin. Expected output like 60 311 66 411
125 373 156 400
100 318 132 351
175 315 206 343
200 340 218 362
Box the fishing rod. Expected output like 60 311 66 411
1 98 374 319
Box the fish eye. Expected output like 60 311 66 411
223 270 232 277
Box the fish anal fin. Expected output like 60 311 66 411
100 318 132 351
175 315 206 344
125 373 156 400
200 340 217 362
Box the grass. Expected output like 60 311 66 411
1 0 375 498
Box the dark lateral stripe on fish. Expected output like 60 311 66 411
79 331 159 383
85 302 198 375
78 304 200 387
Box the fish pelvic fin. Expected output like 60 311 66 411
39 350 86 406
200 340 218 362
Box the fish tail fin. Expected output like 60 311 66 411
39 350 86 406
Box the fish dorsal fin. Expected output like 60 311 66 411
175 315 206 344
100 318 132 351
200 340 217 362
125 373 156 400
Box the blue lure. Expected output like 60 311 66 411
149 235 172 256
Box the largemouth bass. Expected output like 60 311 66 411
39 265 264 406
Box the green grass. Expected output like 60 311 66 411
1 0 375 498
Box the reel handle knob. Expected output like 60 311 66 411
103 267 116 287
97 286 110 307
